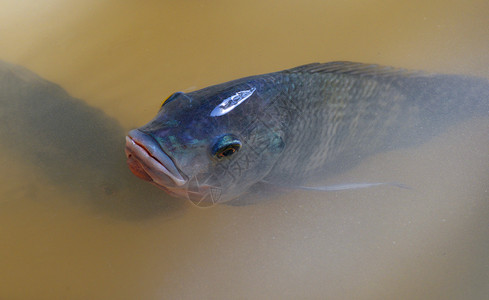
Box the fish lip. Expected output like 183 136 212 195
125 130 187 187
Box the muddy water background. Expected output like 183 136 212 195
1 0 489 299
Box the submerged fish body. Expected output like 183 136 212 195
126 62 489 206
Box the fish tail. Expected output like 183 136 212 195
407 74 489 121
373 73 489 149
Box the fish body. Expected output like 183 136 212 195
125 62 489 206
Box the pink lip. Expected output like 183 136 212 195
125 133 186 186
126 149 154 182
125 136 190 197
125 132 220 206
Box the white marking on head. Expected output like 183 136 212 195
210 87 256 117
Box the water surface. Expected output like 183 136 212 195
0 1 488 299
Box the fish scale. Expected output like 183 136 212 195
264 66 488 185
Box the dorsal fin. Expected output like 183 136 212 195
283 61 428 78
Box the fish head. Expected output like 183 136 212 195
125 79 286 206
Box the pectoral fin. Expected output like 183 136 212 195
261 181 411 191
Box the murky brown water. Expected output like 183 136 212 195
1 0 488 299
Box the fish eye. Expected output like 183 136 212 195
211 134 242 160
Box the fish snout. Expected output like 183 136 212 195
125 130 224 207
125 130 187 190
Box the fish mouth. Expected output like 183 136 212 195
125 129 187 193
125 129 223 207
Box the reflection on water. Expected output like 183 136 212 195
0 0 488 299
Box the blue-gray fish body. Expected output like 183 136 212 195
125 62 489 206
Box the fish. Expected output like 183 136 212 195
125 62 489 207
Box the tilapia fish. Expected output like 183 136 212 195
125 62 489 206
